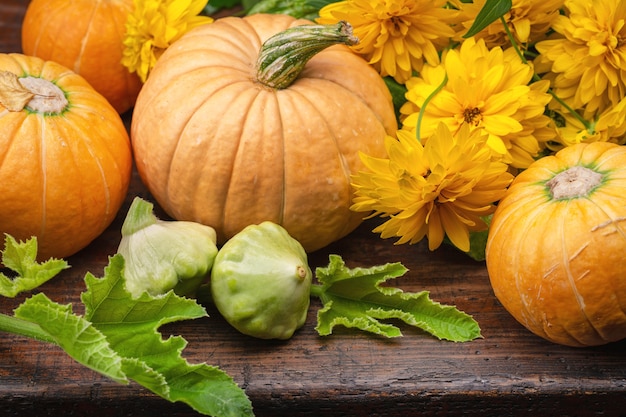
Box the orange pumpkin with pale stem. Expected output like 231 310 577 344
130 14 397 252
486 141 626 347
21 0 142 114
0 53 132 260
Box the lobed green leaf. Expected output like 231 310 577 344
314 255 482 342
8 251 253 417
82 255 254 417
0 234 69 297
14 293 128 383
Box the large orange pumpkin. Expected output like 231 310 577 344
486 141 626 347
131 14 397 252
21 0 142 114
0 53 132 260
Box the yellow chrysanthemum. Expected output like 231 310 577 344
454 0 564 48
534 0 626 119
400 37 554 168
316 0 460 83
548 97 626 149
351 124 514 252
122 0 213 82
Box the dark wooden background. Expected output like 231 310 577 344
1 1 625 416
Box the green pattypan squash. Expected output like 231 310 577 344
210 221 312 340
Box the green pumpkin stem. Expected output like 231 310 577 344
255 21 359 90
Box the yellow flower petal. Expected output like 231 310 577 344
122 0 213 82
317 0 461 83
351 124 513 252
402 36 551 168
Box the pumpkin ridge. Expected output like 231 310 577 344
281 84 354 236
40 61 75 92
44 116 95 236
510 196 549 335
222 87 284 229
487 189 546 332
36 113 48 237
137 69 251 124
62 101 129 181
202 15 265 59
172 34 252 64
179 26 258 63
133 73 251 172
27 2 68 56
59 114 113 223
166 46 256 73
299 49 397 135
556 201 605 346
165 81 264 230
0 113 26 171
274 90 286 226
299 75 384 125
74 1 100 74
584 192 626 337
592 146 626 173
586 188 626 242
45 3 79 66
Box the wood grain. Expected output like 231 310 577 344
1 1 625 416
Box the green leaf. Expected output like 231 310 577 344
0 234 69 297
466 215 492 261
313 255 482 342
203 0 243 15
14 293 129 384
444 215 492 261
82 255 254 417
462 0 512 38
9 252 253 417
247 0 336 19
383 76 408 125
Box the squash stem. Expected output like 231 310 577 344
0 313 57 344
255 21 359 90
309 284 325 299
121 197 159 236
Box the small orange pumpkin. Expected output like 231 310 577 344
0 53 132 260
21 0 142 113
486 142 626 347
130 14 397 252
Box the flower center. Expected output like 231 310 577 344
386 16 409 37
463 107 483 126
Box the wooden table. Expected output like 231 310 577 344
1 1 625 416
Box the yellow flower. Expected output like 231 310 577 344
400 37 553 169
535 0 626 119
548 97 626 150
454 0 564 49
351 124 514 252
122 0 213 82
316 0 460 83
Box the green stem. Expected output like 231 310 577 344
416 74 448 142
309 284 324 299
121 197 158 236
0 312 57 344
499 16 591 131
255 21 359 89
